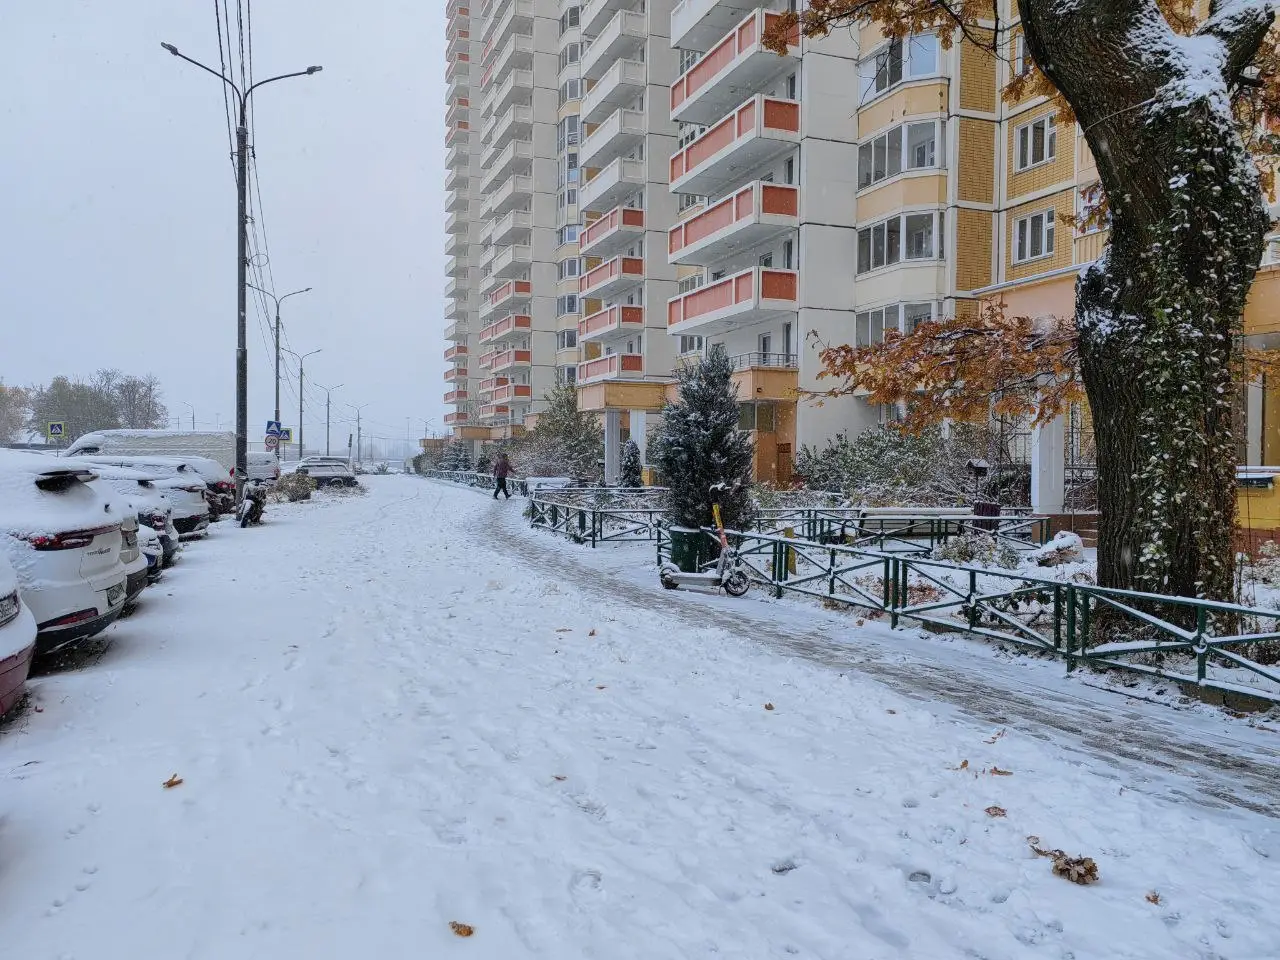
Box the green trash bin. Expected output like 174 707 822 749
668 527 710 573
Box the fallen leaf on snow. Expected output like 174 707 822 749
1145 891 1161 905
988 767 1013 776
954 759 970 771
1029 839 1099 885
985 729 1006 744
588 629 597 637
764 702 775 711
449 921 475 937
886 709 896 714
595 685 606 690
162 774 183 789
555 628 572 633
985 806 1007 818
553 775 567 781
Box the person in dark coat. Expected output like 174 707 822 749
492 452 512 500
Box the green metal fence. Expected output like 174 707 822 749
423 469 530 496
526 497 666 547
657 526 1280 706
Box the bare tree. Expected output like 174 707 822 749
114 374 169 429
0 381 27 444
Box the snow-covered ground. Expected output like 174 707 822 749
2 475 1279 958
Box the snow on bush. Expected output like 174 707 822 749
931 533 1020 570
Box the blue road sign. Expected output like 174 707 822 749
266 420 282 437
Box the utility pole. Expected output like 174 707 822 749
182 401 195 431
248 283 312 454
160 43 321 494
315 383 343 456
348 402 370 467
285 347 321 460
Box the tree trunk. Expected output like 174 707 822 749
1019 0 1273 599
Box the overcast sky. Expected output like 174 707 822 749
1 1 447 455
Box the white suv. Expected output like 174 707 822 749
0 452 128 655
0 553 37 718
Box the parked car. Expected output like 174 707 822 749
137 525 164 583
64 429 236 470
119 513 149 607
87 466 183 567
71 457 213 535
296 462 359 488
0 553 38 718
248 451 280 486
0 452 128 654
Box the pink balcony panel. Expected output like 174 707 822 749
492 383 533 402
667 267 798 336
444 344 468 361
578 255 644 298
577 353 644 384
444 411 470 425
478 376 512 393
490 348 532 371
669 11 796 122
444 389 469 404
445 367 469 381
579 206 645 257
668 96 800 196
668 181 798 264
479 312 532 344
480 404 511 418
577 305 645 342
487 280 532 308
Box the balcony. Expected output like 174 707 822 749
445 366 469 382
666 266 798 336
582 58 646 125
491 382 534 403
481 33 533 90
485 174 534 217
446 188 469 214
479 312 532 344
484 279 533 317
670 0 758 52
577 304 645 343
446 231 468 259
582 0 631 35
446 0 471 21
668 181 798 265
445 209 469 236
669 95 800 196
448 29 471 59
580 108 646 169
491 209 532 245
480 138 532 190
445 121 471 149
481 0 533 45
477 348 498 369
446 140 470 172
579 255 644 299
670 10 797 125
444 319 468 341
445 97 470 127
444 275 465 300
479 403 512 421
484 67 533 117
581 10 646 81
446 71 469 104
445 300 468 324
578 352 645 384
445 344 468 361
580 156 645 213
579 205 645 258
444 389 469 404
490 348 533 373
446 255 469 279
478 376 511 395
728 353 799 401
444 165 468 193
494 244 533 278
445 54 471 84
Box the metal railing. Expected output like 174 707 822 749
655 526 1280 706
421 468 531 497
727 352 798 370
527 497 667 546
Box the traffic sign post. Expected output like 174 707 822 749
47 422 65 441
264 434 279 451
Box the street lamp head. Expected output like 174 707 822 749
161 42 180 55
306 65 323 75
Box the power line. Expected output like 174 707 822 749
212 0 237 182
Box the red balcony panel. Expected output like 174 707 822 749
668 95 800 190
444 344 468 361
479 312 532 344
668 181 798 261
487 279 532 307
492 383 533 402
578 255 644 296
666 267 798 334
444 389 469 403
579 206 645 256
577 353 644 383
577 305 644 340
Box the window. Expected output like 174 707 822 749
679 49 701 73
738 402 776 433
559 78 584 105
1015 114 1056 171
785 73 797 99
1012 34 1030 77
858 34 939 99
678 334 703 354
678 274 704 294
677 192 704 211
858 121 941 189
559 43 581 72
558 115 580 150
856 305 900 346
906 122 938 169
1077 184 1110 234
558 188 578 209
783 239 794 269
1013 209 1055 263
759 253 773 268
856 212 943 272
556 294 579 316
903 301 935 333
559 7 579 35
784 156 795 184
759 334 772 356
559 365 578 384
558 257 581 280
557 328 578 350
558 224 581 245
677 122 705 148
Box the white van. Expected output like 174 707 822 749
66 430 236 470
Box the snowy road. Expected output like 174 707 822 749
3 475 1279 959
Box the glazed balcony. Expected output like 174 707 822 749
577 352 645 384
670 0 757 52
577 304 645 343
445 344 468 362
444 388 469 404
670 10 797 125
445 366 469 382
580 156 645 213
493 244 533 278
489 348 533 373
669 95 800 196
579 205 645 258
483 279 533 317
579 255 644 299
484 67 533 118
666 265 798 336
581 10 646 81
580 108 646 169
479 312 532 345
667 181 798 265
482 0 533 45
490 209 532 246
481 33 533 90
445 54 471 84
491 382 533 403
485 174 534 217
480 138 532 190
582 58 646 125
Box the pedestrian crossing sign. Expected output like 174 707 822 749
279 427 293 442
47 422 65 439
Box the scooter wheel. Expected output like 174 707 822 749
724 571 750 597
240 514 251 529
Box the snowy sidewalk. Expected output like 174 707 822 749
1 475 1277 959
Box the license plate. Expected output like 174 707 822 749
107 583 126 606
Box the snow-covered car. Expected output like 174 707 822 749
0 452 129 654
72 457 211 538
72 454 234 517
0 553 37 718
247 451 280 486
137 525 164 584
296 462 359 488
88 466 182 567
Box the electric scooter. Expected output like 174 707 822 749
659 501 752 597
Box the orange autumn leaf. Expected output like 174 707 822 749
764 702 775 711
449 921 475 937
989 767 1014 777
985 806 1007 818
1146 891 1162 905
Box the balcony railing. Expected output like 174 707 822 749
577 352 645 384
491 382 534 402
479 312 533 344
669 95 800 196
444 344 468 361
579 205 645 257
668 181 798 265
670 10 797 125
490 348 533 371
445 367 469 381
445 54 471 83
581 58 646 125
478 376 511 394
577 304 645 342
666 266 798 335
444 389 469 404
581 10 647 81
580 108 646 169
579 255 644 299
728 352 797 370
444 411 471 426
580 156 645 212
670 0 758 52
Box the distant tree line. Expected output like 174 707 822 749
0 369 169 444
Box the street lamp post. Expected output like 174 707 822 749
160 42 321 493
284 347 321 460
348 402 371 466
248 283 312 447
315 382 344 456
182 401 195 431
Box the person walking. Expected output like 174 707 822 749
492 451 512 500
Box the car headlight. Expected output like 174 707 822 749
0 590 20 629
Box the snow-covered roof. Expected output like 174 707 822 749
0 450 126 540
